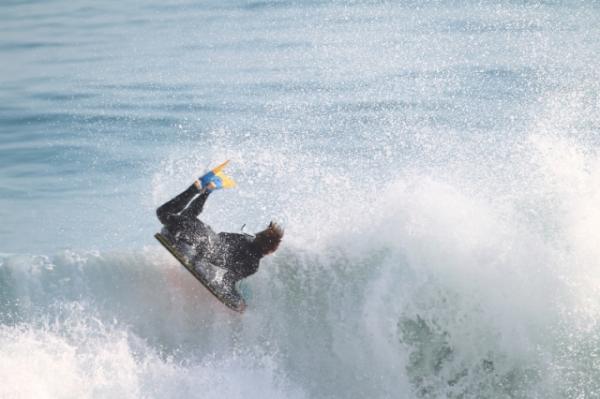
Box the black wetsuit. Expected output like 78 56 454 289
156 184 263 282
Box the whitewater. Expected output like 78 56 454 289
1 1 600 398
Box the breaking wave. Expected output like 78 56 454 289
2 131 600 398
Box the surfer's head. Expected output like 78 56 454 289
254 221 284 256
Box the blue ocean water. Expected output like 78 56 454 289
1 1 600 398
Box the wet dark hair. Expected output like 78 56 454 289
254 222 284 255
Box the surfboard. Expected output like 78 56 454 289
154 232 246 313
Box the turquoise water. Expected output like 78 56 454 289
1 1 600 398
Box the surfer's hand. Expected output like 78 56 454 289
207 181 217 191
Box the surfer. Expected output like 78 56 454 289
156 178 284 285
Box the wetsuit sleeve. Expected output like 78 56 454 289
218 232 262 280
156 184 200 225
218 232 248 244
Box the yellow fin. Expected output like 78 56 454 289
211 160 230 174
216 171 236 189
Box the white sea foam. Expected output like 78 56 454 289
0 301 305 399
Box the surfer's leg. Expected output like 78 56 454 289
156 184 201 225
180 190 211 219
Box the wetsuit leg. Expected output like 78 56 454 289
157 184 214 257
180 190 210 219
156 184 200 225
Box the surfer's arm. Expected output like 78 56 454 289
156 184 201 225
